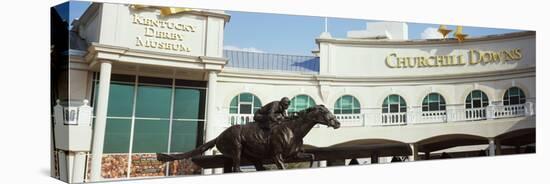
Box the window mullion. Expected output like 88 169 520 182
126 72 139 178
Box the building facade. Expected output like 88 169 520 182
55 2 535 182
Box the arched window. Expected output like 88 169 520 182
289 95 316 113
382 95 407 113
229 93 262 114
422 93 446 111
334 95 361 114
503 87 526 105
465 90 489 109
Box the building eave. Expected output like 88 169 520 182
316 31 535 46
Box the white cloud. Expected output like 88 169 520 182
420 27 444 39
224 45 265 53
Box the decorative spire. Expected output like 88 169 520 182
324 17 328 32
437 25 452 38
319 17 332 38
454 25 468 42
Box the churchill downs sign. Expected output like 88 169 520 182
385 49 522 68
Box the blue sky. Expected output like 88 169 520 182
56 1 522 56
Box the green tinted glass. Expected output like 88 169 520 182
509 87 519 96
290 95 315 112
230 96 238 113
230 96 238 107
341 96 353 107
170 120 199 153
308 97 316 107
103 118 131 153
107 83 135 117
399 96 406 106
335 96 360 114
295 95 307 105
472 90 481 98
254 97 262 109
422 96 429 104
429 94 439 101
389 95 399 104
335 99 342 109
135 85 172 118
132 119 169 153
173 88 204 119
239 93 253 102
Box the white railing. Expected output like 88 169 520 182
488 104 526 119
417 110 447 124
335 114 364 127
464 107 487 121
224 102 535 127
228 114 254 126
380 112 407 126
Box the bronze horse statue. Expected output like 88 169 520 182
157 105 340 172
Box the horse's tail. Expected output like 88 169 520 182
157 138 217 162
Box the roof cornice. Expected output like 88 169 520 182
316 31 535 46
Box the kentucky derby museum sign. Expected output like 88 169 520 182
132 13 197 53
126 7 204 55
85 4 229 57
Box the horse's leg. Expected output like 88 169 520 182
232 143 242 172
295 152 315 168
273 154 286 170
253 161 267 171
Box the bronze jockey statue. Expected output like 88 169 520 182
253 97 291 132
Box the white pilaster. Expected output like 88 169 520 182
409 143 418 161
488 138 496 156
89 60 112 181
319 160 327 167
204 71 218 175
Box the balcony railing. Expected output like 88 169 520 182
416 110 447 124
224 102 535 127
380 112 407 126
228 114 254 126
335 114 364 127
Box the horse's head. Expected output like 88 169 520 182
306 105 341 129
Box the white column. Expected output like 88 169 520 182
51 131 56 178
488 138 496 156
319 160 327 167
89 61 112 181
409 144 418 161
204 71 218 175
72 152 87 183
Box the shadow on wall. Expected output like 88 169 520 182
291 57 320 72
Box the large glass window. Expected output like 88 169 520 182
334 95 361 114
103 119 132 153
131 119 170 153
288 95 316 113
422 93 446 111
133 82 172 153
465 90 489 109
170 120 200 153
503 87 526 105
229 93 262 114
102 76 135 154
382 95 407 113
93 74 207 178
